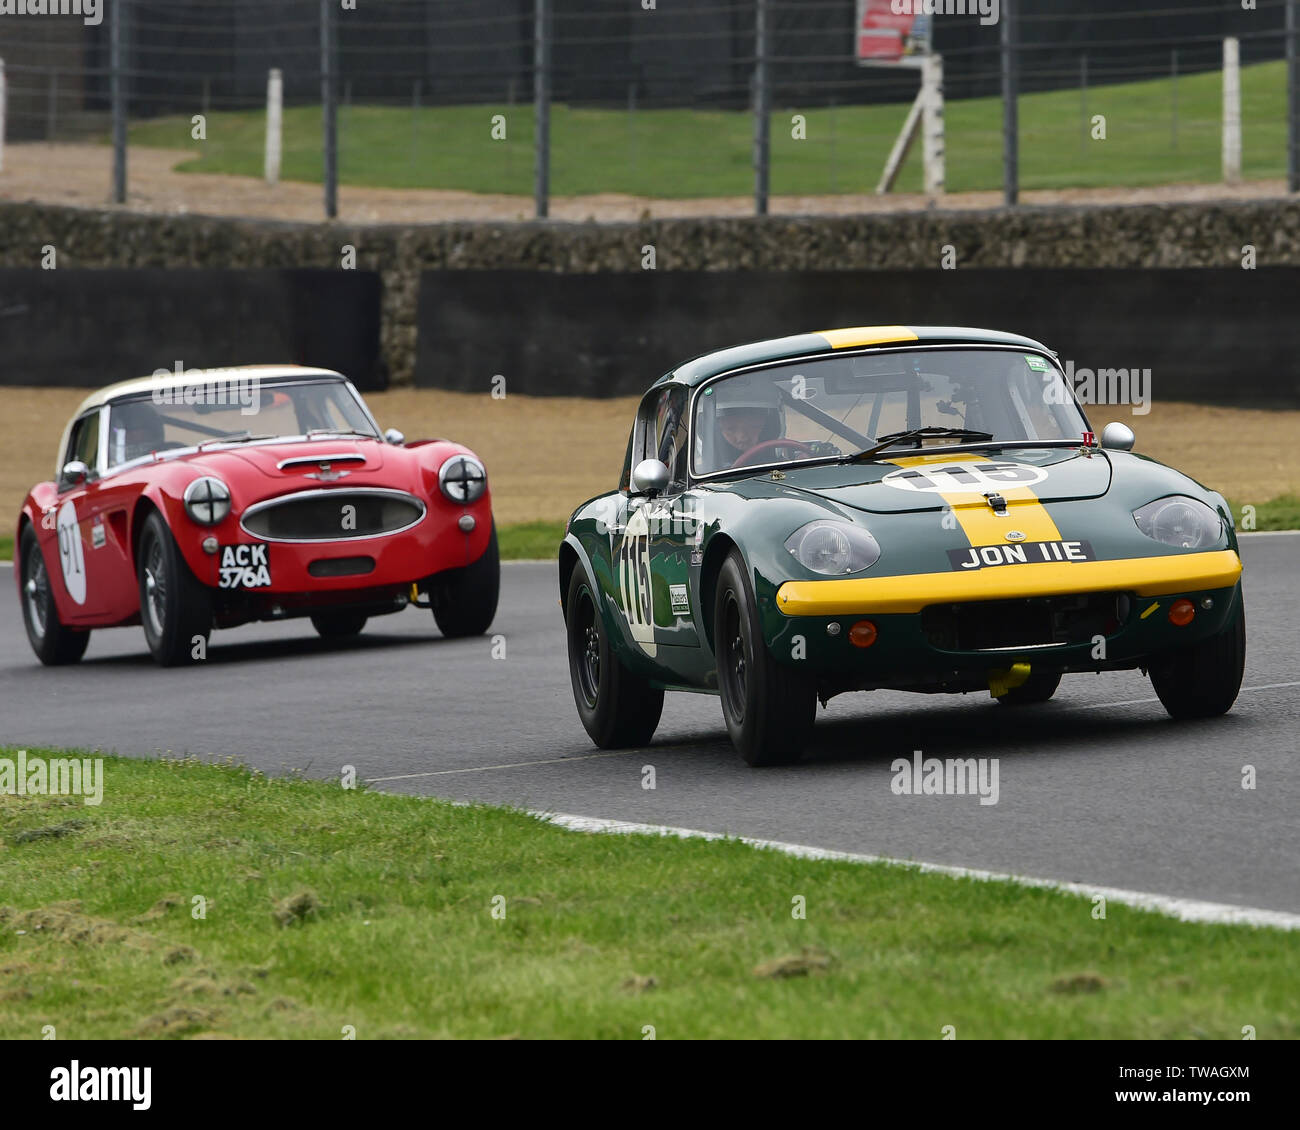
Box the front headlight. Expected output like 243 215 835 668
784 520 880 575
438 455 487 505
183 477 231 526
1132 496 1222 549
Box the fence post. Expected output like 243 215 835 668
1171 48 1178 151
265 69 283 186
1001 0 1018 206
1222 37 1241 185
922 54 945 196
0 60 6 175
1079 54 1087 152
534 0 550 219
1288 0 1298 193
753 0 771 216
111 0 127 204
321 0 338 218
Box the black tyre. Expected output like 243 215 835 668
995 670 1062 706
565 564 664 748
310 611 368 638
431 521 500 638
18 524 90 666
1148 592 1246 720
138 510 213 667
714 551 815 766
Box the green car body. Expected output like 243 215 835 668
559 326 1246 765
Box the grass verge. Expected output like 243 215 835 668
124 61 1291 197
0 748 1296 1039
497 520 566 561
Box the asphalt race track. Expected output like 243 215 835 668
2 534 1297 914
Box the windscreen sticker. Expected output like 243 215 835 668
881 460 1048 493
1024 354 1051 371
56 499 87 605
948 540 1095 571
219 544 272 589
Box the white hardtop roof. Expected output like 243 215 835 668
69 365 346 419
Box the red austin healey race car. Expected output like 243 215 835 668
15 366 499 666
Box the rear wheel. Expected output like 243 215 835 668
1149 592 1245 719
310 611 368 638
714 551 815 766
138 510 212 667
996 671 1061 706
19 524 90 666
431 521 500 638
565 565 663 748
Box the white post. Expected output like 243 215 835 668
1223 37 1241 185
264 67 283 186
876 90 922 195
0 60 7 175
922 54 945 196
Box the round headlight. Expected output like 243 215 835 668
438 455 487 505
183 477 231 526
784 520 880 575
1132 496 1222 549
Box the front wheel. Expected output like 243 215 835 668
714 551 815 766
1148 592 1246 720
431 521 500 638
565 565 663 748
19 524 90 666
138 511 212 667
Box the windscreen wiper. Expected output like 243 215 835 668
842 426 994 464
306 428 376 440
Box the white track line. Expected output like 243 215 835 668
1073 681 1300 710
367 749 634 783
540 812 1300 931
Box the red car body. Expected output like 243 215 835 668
15 366 499 665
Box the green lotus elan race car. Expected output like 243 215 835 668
558 326 1245 766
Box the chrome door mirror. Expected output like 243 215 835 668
384 428 406 446
61 460 90 486
631 458 670 496
1100 422 1135 451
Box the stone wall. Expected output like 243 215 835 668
2 197 1298 387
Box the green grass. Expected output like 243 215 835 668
124 61 1292 197
498 519 565 561
0 748 1296 1039
1227 494 1300 532
0 535 10 563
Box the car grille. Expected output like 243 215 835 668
921 593 1130 652
308 556 376 578
241 489 425 542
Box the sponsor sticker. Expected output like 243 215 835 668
882 460 1048 493
91 519 106 550
948 539 1095 571
669 583 690 616
219 544 272 589
1024 354 1051 372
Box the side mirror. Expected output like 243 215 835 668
384 428 406 446
631 458 670 496
1100 422 1135 451
61 460 90 486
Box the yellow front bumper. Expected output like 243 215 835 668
775 549 1243 617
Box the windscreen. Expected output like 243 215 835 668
693 348 1089 475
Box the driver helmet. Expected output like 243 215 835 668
713 376 782 463
113 401 165 463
